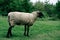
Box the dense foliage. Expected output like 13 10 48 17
0 0 60 19
0 0 34 16
55 1 60 19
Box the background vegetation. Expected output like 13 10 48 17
0 0 60 20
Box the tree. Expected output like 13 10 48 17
44 0 52 17
0 0 11 16
22 0 34 12
55 0 60 19
34 1 45 11
0 0 34 16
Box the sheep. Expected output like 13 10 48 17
6 11 44 38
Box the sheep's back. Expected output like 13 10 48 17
8 12 35 26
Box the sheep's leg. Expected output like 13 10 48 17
27 25 30 36
6 26 14 38
9 26 14 36
7 20 14 38
24 25 27 36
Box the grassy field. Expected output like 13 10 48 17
0 16 60 40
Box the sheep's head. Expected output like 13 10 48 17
37 11 44 18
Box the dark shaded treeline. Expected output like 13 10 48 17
0 0 60 19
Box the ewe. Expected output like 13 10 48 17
6 11 44 37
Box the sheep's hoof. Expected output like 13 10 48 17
10 34 12 36
24 34 26 36
27 35 30 37
6 35 10 38
26 35 29 37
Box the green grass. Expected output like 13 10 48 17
0 16 60 40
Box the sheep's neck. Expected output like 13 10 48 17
33 13 38 21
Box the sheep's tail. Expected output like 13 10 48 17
8 15 10 22
8 15 11 26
